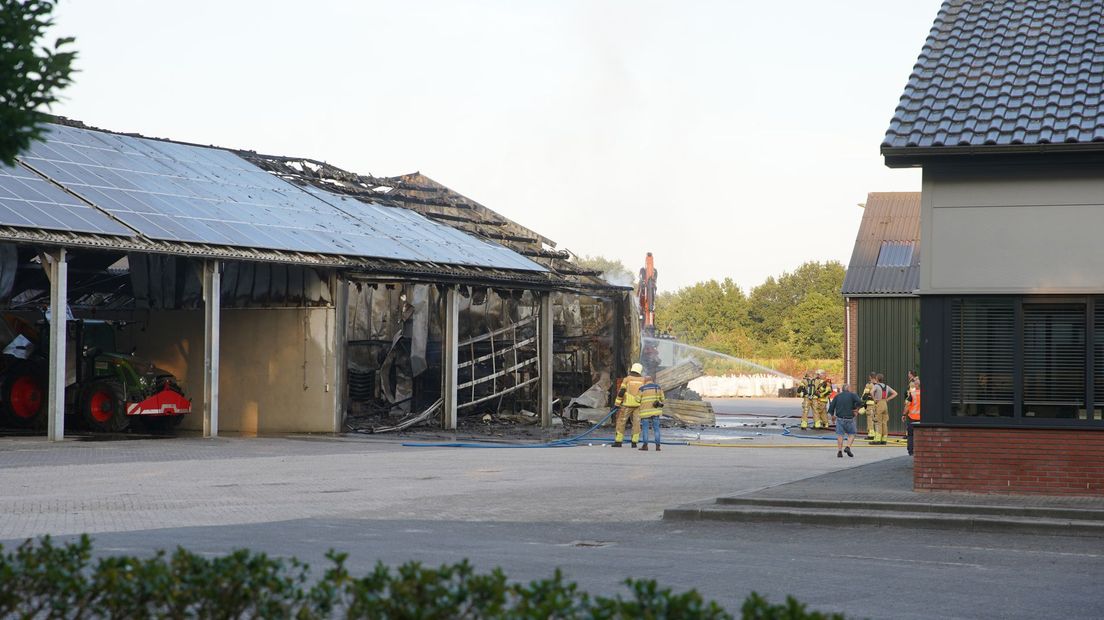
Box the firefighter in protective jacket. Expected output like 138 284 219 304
797 372 815 430
613 363 645 448
860 372 877 440
813 370 832 429
637 380 665 451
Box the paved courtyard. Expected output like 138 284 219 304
0 425 883 539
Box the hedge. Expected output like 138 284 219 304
0 536 845 619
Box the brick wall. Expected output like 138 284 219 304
914 426 1104 495
844 298 858 387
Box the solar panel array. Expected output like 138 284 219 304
304 187 542 271
0 160 133 236
11 124 544 272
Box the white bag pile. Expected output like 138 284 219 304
688 374 794 398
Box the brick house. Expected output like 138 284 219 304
883 1 1104 495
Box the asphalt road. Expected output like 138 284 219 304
46 516 1104 620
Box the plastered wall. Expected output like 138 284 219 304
922 163 1104 294
119 307 338 434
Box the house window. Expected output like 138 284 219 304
950 298 1015 417
1023 303 1086 419
876 241 914 268
943 296 1104 425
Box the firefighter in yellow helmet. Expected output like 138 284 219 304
796 372 814 430
812 370 832 429
637 378 665 451
612 363 645 447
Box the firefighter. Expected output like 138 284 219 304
870 372 898 445
612 362 645 448
637 379 665 451
797 372 813 430
902 371 921 455
813 370 832 429
860 372 877 440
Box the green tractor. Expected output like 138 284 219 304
0 318 191 433
71 320 192 433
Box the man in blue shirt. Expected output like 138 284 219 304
828 384 862 458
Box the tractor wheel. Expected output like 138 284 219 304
0 366 46 429
80 381 129 433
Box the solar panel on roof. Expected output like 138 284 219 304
875 241 915 268
0 161 134 236
18 125 546 273
303 187 544 271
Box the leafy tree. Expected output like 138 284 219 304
654 278 747 344
0 0 77 166
655 261 846 364
782 291 843 358
747 261 845 343
574 255 635 287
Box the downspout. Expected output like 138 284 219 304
845 298 852 388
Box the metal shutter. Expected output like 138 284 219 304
1095 303 1104 416
1023 303 1085 418
950 298 1014 416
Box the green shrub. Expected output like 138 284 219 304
0 536 844 619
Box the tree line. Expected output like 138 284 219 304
654 261 845 360
576 257 846 362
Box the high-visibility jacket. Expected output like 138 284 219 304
815 379 832 402
860 382 874 406
615 375 646 408
638 382 665 418
906 387 921 421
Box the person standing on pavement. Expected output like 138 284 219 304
829 384 862 457
902 371 921 455
870 373 898 445
637 379 665 451
612 363 645 448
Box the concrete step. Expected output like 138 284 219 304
663 500 1104 537
714 496 1104 522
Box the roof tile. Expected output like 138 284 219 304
884 1 1104 151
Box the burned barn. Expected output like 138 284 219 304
0 119 633 439
239 155 637 431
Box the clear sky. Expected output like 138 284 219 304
48 0 942 292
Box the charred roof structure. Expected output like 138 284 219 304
237 153 616 291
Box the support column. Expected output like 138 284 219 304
44 249 67 442
331 277 349 434
539 291 554 429
442 286 459 430
611 292 626 404
202 260 221 438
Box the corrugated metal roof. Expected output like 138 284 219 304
5 123 545 275
883 1 1104 151
841 192 921 296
